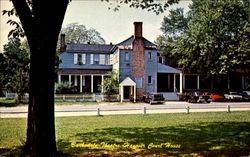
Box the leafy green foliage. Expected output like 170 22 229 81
0 38 29 103
156 0 250 75
103 0 179 15
102 70 119 95
61 23 106 44
55 82 78 94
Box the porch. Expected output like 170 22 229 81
58 74 106 93
157 63 183 100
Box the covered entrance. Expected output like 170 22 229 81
119 77 136 102
157 63 183 100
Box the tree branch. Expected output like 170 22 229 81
11 0 34 38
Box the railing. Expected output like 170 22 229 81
55 94 120 102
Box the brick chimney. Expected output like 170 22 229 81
60 34 66 52
132 22 145 99
134 22 143 38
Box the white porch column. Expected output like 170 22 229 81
58 74 61 84
197 75 200 90
101 75 104 93
134 85 136 102
69 74 71 85
180 73 183 94
80 75 83 93
173 74 176 92
227 76 230 89
91 75 94 93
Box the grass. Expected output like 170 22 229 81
0 97 27 107
0 112 250 156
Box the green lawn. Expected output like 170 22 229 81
0 112 250 156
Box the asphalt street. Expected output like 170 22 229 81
1 101 250 118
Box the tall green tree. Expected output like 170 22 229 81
61 23 106 44
3 0 179 156
1 38 29 103
157 0 250 75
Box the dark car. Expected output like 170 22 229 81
144 93 165 105
186 92 211 103
240 92 250 101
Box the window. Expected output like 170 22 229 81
148 52 152 61
148 76 152 84
94 54 99 64
158 56 164 64
99 54 105 65
90 54 94 64
81 54 86 64
125 52 129 61
74 53 78 64
105 55 110 65
135 77 142 88
74 53 83 65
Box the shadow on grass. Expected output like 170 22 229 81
0 102 21 107
58 122 250 157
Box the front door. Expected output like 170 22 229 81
124 86 130 99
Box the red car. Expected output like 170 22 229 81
203 93 224 102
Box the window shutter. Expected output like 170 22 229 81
90 54 94 64
100 54 105 65
82 54 86 64
74 54 78 64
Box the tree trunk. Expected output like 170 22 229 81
24 40 57 156
11 0 69 156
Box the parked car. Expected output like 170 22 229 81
240 92 250 101
143 93 165 105
224 92 242 101
186 92 211 103
203 93 224 102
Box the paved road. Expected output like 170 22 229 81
1 101 250 118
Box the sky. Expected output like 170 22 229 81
0 0 191 52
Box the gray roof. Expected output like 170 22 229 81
117 35 157 48
66 44 117 53
157 63 182 73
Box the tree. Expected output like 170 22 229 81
0 38 29 103
157 0 250 75
102 70 119 95
61 23 106 44
3 0 179 156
